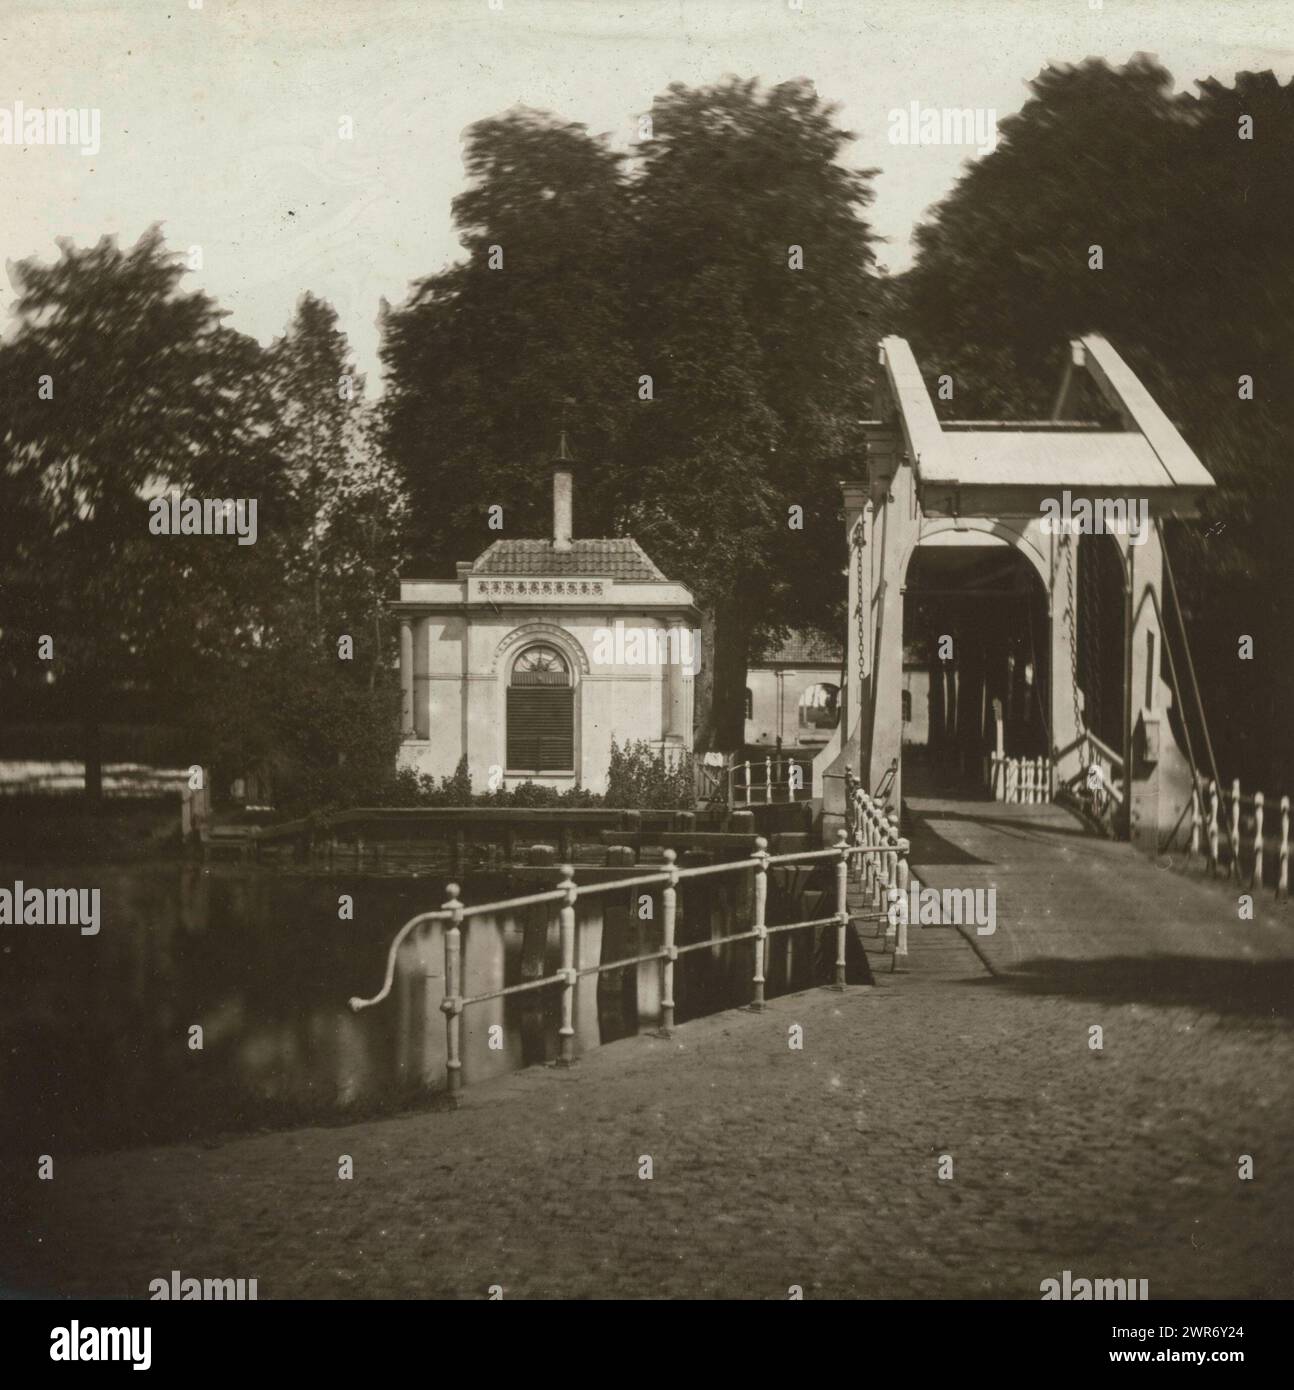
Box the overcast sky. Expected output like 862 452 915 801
2 0 1291 387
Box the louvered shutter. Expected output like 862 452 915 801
507 651 574 771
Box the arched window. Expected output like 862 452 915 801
507 645 574 772
901 689 912 722
798 682 840 730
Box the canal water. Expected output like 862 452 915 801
1 860 836 1156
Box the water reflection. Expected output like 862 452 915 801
0 859 831 1156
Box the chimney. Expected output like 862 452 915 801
552 428 573 551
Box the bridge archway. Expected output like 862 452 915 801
901 532 1050 794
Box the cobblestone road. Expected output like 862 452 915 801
8 796 1293 1299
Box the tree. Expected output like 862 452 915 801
0 230 406 811
382 108 636 570
627 78 882 748
0 227 283 798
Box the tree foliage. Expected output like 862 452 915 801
0 228 406 807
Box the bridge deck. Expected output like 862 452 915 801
905 789 1294 987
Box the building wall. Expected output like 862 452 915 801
902 665 931 747
744 665 841 748
397 608 694 795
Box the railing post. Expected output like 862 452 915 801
1280 795 1290 900
1228 778 1241 880
743 761 751 806
898 873 914 965
883 816 898 941
1207 780 1219 875
659 848 678 1036
441 882 464 1099
1190 783 1201 859
765 756 773 804
1252 791 1264 892
557 864 578 1067
895 838 911 961
833 829 849 990
750 836 769 1011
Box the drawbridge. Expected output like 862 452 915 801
815 333 1217 857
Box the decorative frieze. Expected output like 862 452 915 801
472 577 606 600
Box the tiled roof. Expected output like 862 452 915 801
471 538 668 582
753 630 843 665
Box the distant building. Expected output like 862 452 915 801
901 636 931 749
392 442 698 794
745 630 842 750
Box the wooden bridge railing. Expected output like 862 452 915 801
727 755 815 806
349 827 908 1098
984 754 1053 804
1182 777 1290 899
1052 730 1124 831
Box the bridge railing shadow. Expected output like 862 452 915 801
961 953 1294 1022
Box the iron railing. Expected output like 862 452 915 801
350 818 911 1097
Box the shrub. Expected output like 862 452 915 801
196 641 402 820
605 737 695 809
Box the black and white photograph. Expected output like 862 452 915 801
0 0 1290 1359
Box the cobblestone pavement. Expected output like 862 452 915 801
8 797 1294 1300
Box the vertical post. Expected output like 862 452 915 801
765 756 773 804
1207 780 1219 875
743 761 751 806
1279 795 1290 900
557 864 578 1067
1252 791 1264 892
887 815 899 898
882 816 898 939
441 883 464 1099
833 829 849 990
1190 783 1201 859
399 619 414 735
750 836 769 1011
895 840 911 961
1122 538 1135 842
871 800 884 912
1230 778 1242 881
659 848 678 1036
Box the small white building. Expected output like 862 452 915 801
393 449 698 794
